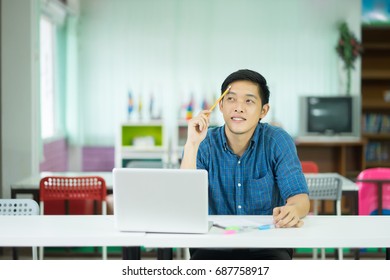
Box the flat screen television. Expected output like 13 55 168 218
299 96 361 138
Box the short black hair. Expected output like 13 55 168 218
220 69 270 105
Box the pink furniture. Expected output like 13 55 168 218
357 168 390 216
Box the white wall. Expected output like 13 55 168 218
0 0 362 197
76 0 362 147
1 0 40 198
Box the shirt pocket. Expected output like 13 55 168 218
247 172 275 214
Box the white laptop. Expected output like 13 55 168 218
113 168 212 233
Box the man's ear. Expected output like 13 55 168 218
260 104 270 119
218 99 223 111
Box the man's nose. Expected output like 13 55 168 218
234 101 244 113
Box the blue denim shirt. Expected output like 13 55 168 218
196 122 308 215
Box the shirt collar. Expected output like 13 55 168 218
220 122 263 153
220 125 231 153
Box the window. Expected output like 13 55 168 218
40 16 56 139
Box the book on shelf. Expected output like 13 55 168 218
366 141 390 162
362 113 390 133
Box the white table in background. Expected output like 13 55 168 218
11 171 356 197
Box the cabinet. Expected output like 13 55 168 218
361 26 390 168
295 141 365 179
295 141 365 214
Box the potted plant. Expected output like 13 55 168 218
336 22 363 95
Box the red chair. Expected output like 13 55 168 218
39 176 107 259
356 168 390 216
301 161 319 173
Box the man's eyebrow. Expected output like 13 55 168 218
245 93 258 99
226 90 259 99
228 91 258 99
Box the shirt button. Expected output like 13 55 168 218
238 205 242 209
238 160 241 164
238 183 241 187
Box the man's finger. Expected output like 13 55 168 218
272 207 281 216
295 219 304 228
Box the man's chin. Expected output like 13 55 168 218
226 125 247 135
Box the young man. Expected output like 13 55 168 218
181 69 310 260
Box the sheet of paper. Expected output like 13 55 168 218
212 216 274 228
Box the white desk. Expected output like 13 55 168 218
147 215 390 249
0 215 143 247
0 215 389 258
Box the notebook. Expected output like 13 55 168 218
113 168 212 233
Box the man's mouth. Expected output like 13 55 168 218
231 117 246 121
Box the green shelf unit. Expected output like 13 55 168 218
116 122 168 168
121 125 163 147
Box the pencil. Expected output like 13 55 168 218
213 223 226 230
208 86 231 112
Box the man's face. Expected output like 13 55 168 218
219 80 269 136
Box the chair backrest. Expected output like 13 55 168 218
357 168 390 215
306 177 342 201
306 177 342 216
39 176 107 215
301 161 319 173
0 199 39 216
0 199 40 260
39 176 107 259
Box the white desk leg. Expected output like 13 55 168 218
184 248 190 260
321 248 326 259
32 247 38 260
103 247 107 260
39 246 44 260
176 248 182 260
338 248 343 260
312 200 319 260
312 248 318 259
